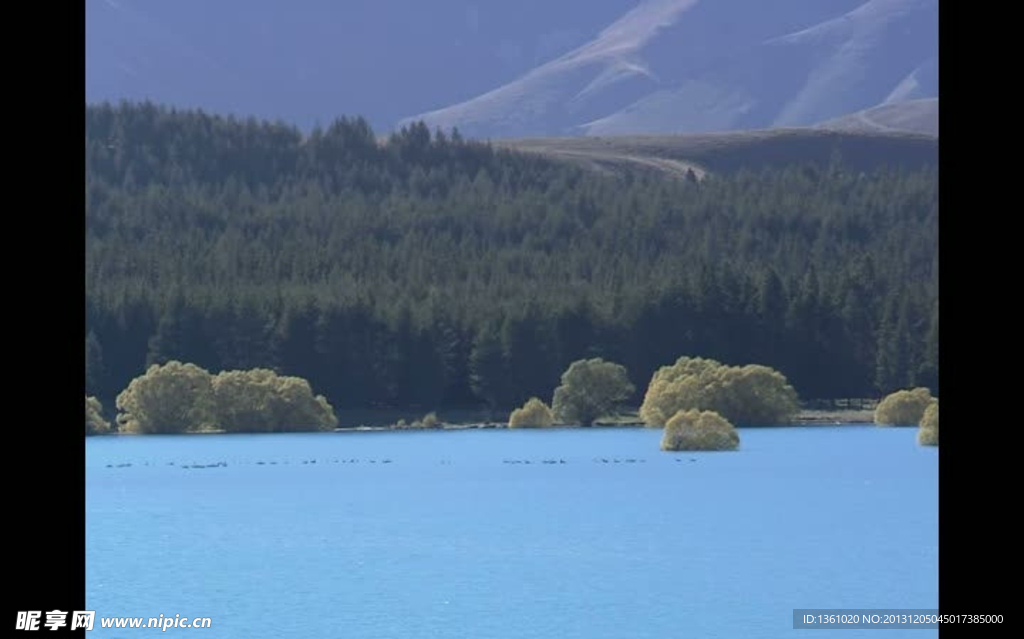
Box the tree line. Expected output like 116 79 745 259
87 354 798 435
85 101 938 412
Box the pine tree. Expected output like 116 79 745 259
85 330 107 397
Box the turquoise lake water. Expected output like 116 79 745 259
86 426 937 638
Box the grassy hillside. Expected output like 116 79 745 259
499 128 937 179
816 98 938 137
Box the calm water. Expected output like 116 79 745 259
87 426 937 638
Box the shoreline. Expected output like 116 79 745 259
343 413 875 432
95 410 876 436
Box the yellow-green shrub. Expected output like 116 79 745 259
212 368 337 433
116 361 215 433
86 396 110 435
116 362 337 433
917 401 938 446
875 387 934 426
661 409 739 451
509 397 554 428
641 356 799 427
406 412 442 428
551 358 634 425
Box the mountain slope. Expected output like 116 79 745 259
86 0 637 132
815 98 937 136
401 0 937 138
87 0 937 138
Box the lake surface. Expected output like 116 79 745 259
87 426 937 638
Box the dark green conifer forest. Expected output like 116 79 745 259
85 102 938 413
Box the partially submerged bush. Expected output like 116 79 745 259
917 402 938 446
661 409 739 451
212 368 337 433
509 397 554 428
552 358 634 425
86 396 110 435
116 361 215 434
641 356 799 427
875 387 934 426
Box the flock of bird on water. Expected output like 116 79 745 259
104 457 701 469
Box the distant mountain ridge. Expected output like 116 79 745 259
87 0 638 133
87 0 937 138
402 0 937 138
